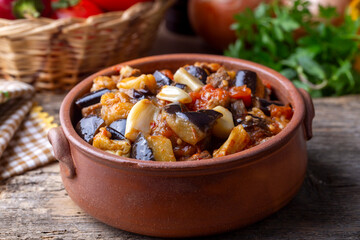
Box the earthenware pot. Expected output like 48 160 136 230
48 54 314 238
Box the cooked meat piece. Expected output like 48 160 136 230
206 67 231 89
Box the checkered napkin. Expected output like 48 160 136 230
0 81 57 181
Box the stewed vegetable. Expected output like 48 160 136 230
75 62 293 161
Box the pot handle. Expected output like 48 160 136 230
298 88 315 141
48 127 76 179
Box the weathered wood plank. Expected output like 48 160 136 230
1 95 359 240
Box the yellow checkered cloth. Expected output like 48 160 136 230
0 80 57 181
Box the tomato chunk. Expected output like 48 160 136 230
269 105 293 120
189 84 230 110
229 86 252 107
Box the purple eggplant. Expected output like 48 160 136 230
153 70 172 87
130 88 153 100
106 127 126 140
234 70 257 91
230 100 247 125
163 103 188 114
75 115 105 144
109 119 127 136
131 134 154 161
235 70 265 98
173 83 187 90
185 65 208 84
75 88 110 109
176 110 222 132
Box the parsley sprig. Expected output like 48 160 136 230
225 0 360 97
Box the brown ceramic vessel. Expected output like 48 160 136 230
48 54 315 238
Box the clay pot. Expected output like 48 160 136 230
48 54 315 238
188 0 271 50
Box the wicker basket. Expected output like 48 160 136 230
0 0 172 91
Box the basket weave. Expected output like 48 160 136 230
0 0 172 91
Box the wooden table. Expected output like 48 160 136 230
1 25 360 239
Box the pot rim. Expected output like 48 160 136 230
60 54 305 171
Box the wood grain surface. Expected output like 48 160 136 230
1 94 359 240
1 24 359 240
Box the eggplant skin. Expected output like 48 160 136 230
153 70 172 87
176 110 222 132
234 70 257 92
163 103 188 114
131 134 155 161
106 126 126 140
109 119 127 136
173 83 186 89
185 65 208 84
76 115 105 144
75 88 110 109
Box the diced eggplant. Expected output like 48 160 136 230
197 110 223 122
106 126 126 140
147 135 176 162
173 67 204 91
212 106 235 139
165 109 221 145
130 88 153 100
176 110 222 132
153 70 172 87
125 99 157 142
185 65 208 84
163 103 188 114
234 70 256 89
156 86 192 104
131 134 154 161
75 115 105 144
234 70 265 98
75 88 110 109
213 125 251 158
165 112 205 145
230 100 247 125
109 119 127 136
173 83 186 89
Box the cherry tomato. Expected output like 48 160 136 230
89 0 153 11
52 0 103 19
229 86 252 107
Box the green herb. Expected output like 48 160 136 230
1 91 10 99
225 0 360 97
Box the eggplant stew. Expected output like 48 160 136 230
75 63 293 161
